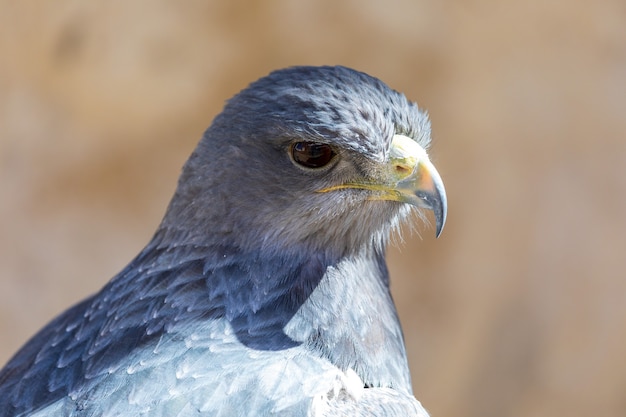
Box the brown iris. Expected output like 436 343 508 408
290 142 337 169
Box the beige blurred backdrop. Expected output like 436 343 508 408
1 1 625 416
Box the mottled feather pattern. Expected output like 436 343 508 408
0 235 367 415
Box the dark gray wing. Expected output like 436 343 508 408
0 297 96 416
0 243 427 416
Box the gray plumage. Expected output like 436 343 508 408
0 66 446 416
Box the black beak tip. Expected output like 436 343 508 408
434 194 447 238
416 189 447 238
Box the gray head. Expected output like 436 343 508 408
159 66 445 258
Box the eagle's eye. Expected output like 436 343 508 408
290 142 337 169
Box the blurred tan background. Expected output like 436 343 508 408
1 1 625 416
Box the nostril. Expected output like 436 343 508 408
394 165 411 175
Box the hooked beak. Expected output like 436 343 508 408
388 135 447 237
318 134 447 237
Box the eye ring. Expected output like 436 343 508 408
290 142 337 169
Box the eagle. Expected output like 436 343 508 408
0 65 446 416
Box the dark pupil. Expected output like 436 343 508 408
292 142 335 168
